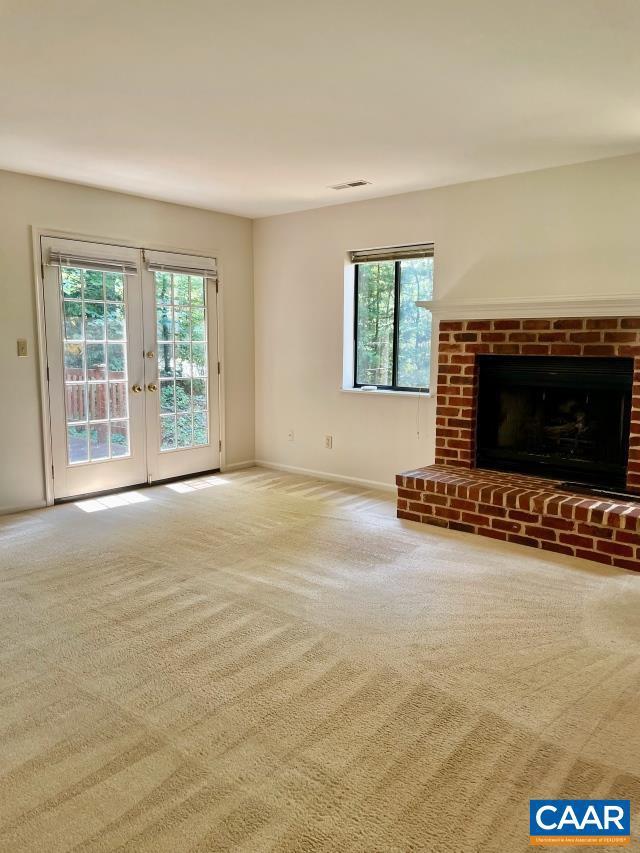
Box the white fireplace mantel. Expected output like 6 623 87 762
416 293 640 320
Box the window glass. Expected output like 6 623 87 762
397 258 433 388
355 261 395 386
354 256 433 390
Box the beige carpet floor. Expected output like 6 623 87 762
1 466 639 852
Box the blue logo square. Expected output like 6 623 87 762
530 799 630 842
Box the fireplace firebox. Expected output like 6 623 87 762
476 355 634 489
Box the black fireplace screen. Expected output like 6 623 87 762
476 356 633 488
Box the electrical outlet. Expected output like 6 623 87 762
324 434 333 449
288 430 295 442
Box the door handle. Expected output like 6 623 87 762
131 384 143 394
147 383 158 392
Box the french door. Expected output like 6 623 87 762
42 237 220 500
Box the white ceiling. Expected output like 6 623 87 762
2 0 640 218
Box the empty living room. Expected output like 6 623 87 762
1 1 640 850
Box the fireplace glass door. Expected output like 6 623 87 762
476 355 633 488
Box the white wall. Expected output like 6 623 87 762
253 153 640 488
0 170 254 513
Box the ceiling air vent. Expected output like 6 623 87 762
329 179 371 190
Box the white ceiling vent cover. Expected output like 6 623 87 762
329 179 371 190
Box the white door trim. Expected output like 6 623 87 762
32 226 227 505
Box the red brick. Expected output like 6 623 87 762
466 343 491 354
421 515 449 528
492 518 521 533
398 488 422 500
479 503 507 517
613 558 640 572
550 344 582 355
494 320 521 330
576 549 612 566
559 532 594 549
461 512 491 526
621 318 640 329
596 540 634 557
523 319 551 330
398 509 421 522
478 527 508 541
541 541 574 556
569 332 601 343
553 318 584 329
586 318 618 329
583 344 616 356
524 525 557 541
604 331 638 343
615 529 640 546
449 521 476 533
522 344 550 355
440 321 463 331
508 534 540 547
545 516 576 531
577 523 613 539
509 332 537 342
508 509 539 523
449 498 476 511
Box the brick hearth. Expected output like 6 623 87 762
397 316 640 571
397 465 640 570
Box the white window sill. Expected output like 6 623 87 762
341 387 431 398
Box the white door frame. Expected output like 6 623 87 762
32 226 228 505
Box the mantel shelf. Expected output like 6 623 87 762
416 293 640 320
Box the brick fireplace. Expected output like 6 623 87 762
397 316 640 570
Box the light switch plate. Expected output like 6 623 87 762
17 339 28 357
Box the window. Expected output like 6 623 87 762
352 244 434 391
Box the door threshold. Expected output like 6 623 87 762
54 468 221 504
148 468 221 487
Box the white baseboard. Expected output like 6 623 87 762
0 499 48 517
221 459 257 473
254 459 396 493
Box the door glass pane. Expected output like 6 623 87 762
111 421 130 457
67 424 88 463
86 343 106 380
105 272 124 301
106 303 126 339
63 300 83 339
89 422 110 460
193 412 208 446
88 383 108 420
160 380 175 413
160 415 176 450
153 272 209 451
58 265 132 464
85 302 105 339
158 344 173 377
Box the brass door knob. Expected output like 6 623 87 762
131 384 143 394
147 383 158 392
